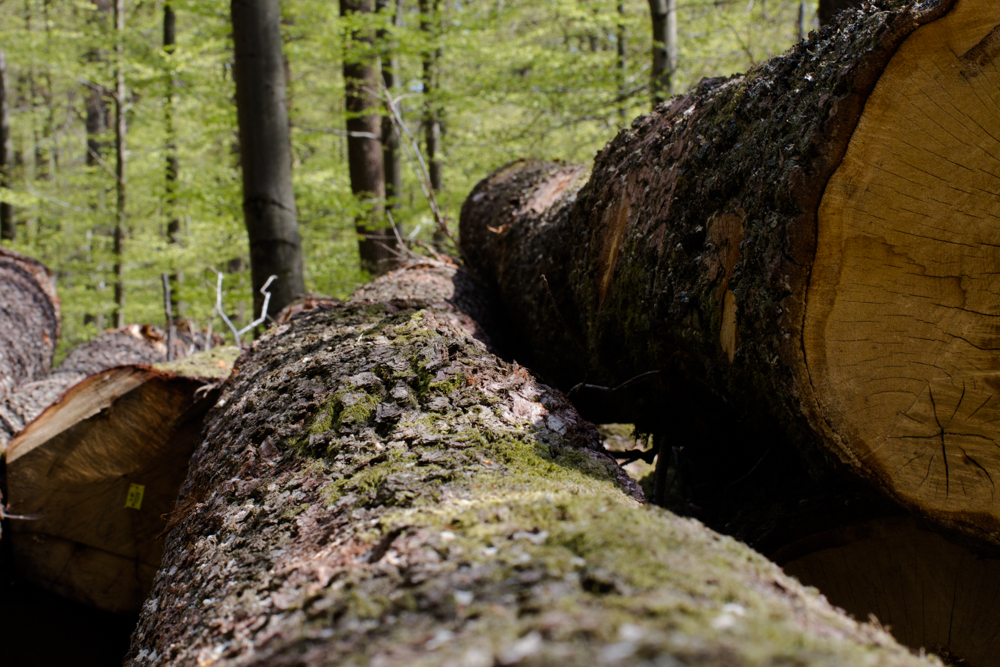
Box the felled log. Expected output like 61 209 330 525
4 346 238 614
0 248 60 402
459 0 1000 549
124 264 938 667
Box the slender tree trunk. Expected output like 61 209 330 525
164 1 181 319
86 1 110 168
231 0 306 318
648 0 677 106
798 0 809 40
377 0 402 225
340 0 397 275
617 1 627 126
113 0 126 328
420 0 443 213
0 51 14 242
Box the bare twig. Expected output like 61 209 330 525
373 71 457 250
211 268 277 346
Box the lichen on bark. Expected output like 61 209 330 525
126 267 939 667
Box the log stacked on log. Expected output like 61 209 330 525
4 346 238 613
0 248 60 404
122 264 937 667
460 0 1000 552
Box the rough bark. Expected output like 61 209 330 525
818 0 864 26
232 0 306 317
5 347 238 614
341 0 398 276
0 248 60 408
459 0 1000 550
0 50 13 241
124 264 939 667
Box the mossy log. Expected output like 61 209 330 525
0 248 59 405
4 346 238 613
125 265 939 667
459 0 1000 548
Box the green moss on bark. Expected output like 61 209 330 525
126 267 940 667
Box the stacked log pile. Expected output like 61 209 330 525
5 0 1000 664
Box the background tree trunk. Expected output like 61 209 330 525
648 0 676 106
112 0 126 328
0 51 13 241
341 0 397 276
124 263 936 667
458 0 1000 553
377 0 402 225
818 0 863 27
164 1 182 319
231 0 306 318
420 0 444 247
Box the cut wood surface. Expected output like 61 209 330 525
124 265 939 667
776 517 1000 667
0 325 172 452
459 0 1000 547
5 347 238 613
0 247 60 402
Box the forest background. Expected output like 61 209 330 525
0 0 814 359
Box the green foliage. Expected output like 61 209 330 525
0 0 808 355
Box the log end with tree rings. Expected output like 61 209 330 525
4 348 238 613
802 2 1000 540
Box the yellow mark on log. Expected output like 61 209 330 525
720 290 738 363
125 483 145 510
598 196 630 307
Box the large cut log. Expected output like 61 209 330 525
125 264 938 667
4 346 238 613
0 248 60 401
459 0 1000 548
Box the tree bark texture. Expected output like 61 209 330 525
0 326 171 452
0 50 13 241
419 0 443 196
459 0 1000 547
341 0 397 276
0 248 59 410
232 0 306 317
124 264 938 667
164 1 182 317
819 0 864 26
